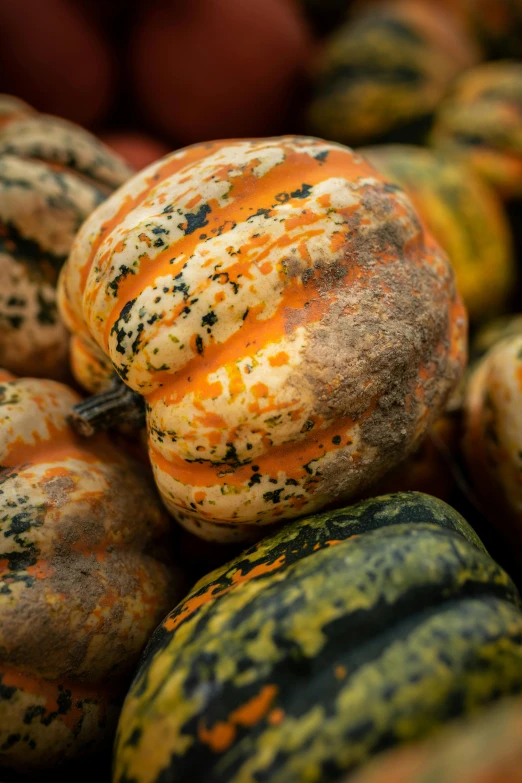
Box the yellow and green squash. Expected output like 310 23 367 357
307 0 480 147
431 62 522 201
114 491 522 783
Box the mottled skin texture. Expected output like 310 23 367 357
0 370 182 773
464 334 522 555
114 492 522 783
0 94 132 380
59 136 466 541
345 694 522 783
431 62 522 201
306 1 479 148
361 145 515 322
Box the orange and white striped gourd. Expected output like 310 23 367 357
59 136 466 541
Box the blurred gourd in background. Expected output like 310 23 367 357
307 0 480 148
431 61 522 202
0 95 132 380
464 333 522 556
129 0 314 144
0 0 115 128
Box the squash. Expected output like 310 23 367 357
0 0 115 128
114 491 522 783
58 136 466 542
129 0 313 144
345 693 522 783
0 370 182 773
0 94 132 380
464 333 522 554
360 145 516 322
306 0 480 148
431 62 522 201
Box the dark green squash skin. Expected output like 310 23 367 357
114 493 522 783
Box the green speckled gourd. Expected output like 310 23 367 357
0 94 132 379
114 492 522 783
307 0 480 147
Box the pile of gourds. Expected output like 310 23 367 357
4 2 522 775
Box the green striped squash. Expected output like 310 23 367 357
0 94 132 380
114 492 522 783
430 62 522 201
306 1 479 148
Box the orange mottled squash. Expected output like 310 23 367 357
0 94 132 380
58 136 466 542
0 369 182 773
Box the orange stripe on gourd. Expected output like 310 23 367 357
60 137 466 540
82 144 380 356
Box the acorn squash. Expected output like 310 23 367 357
114 492 522 783
58 136 466 541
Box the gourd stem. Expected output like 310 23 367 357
68 374 146 437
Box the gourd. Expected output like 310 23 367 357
464 333 522 552
431 62 522 201
0 94 132 379
114 492 522 783
360 145 515 322
306 0 479 147
58 136 466 542
0 370 182 773
345 693 522 783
